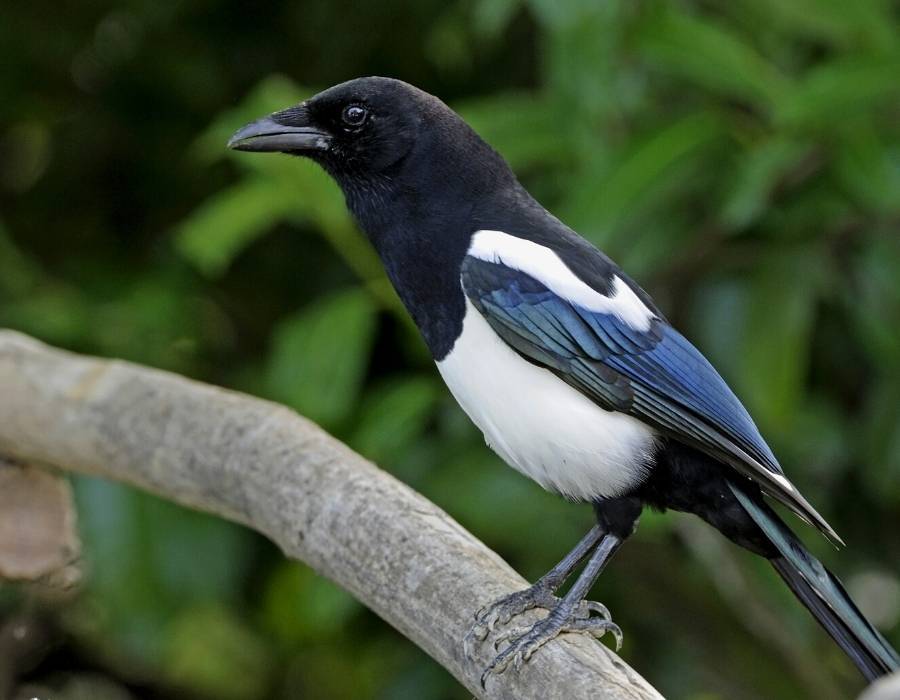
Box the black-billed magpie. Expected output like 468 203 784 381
229 77 899 683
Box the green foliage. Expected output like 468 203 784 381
266 288 377 429
639 7 790 109
1 0 899 698
164 606 273 700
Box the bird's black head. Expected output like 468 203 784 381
229 77 427 175
228 77 515 234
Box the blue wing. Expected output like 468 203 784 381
461 255 841 544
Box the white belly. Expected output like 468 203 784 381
437 300 658 501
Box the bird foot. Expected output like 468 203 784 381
470 583 556 639
464 583 551 660
466 584 620 685
479 607 622 687
468 582 610 640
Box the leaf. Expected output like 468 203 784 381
178 74 389 300
735 0 898 52
638 8 790 110
0 219 40 296
851 234 900 370
686 276 749 389
425 5 473 73
612 215 693 280
70 477 256 664
163 605 272 700
424 442 582 572
833 123 900 215
471 0 521 39
737 252 822 434
176 77 359 278
350 376 440 464
524 0 599 30
537 1 633 122
275 164 384 291
690 255 822 443
563 113 723 242
721 137 810 230
174 177 299 277
860 381 900 505
456 93 570 170
260 562 359 645
783 397 849 485
1 288 93 349
776 58 900 129
191 75 311 164
265 288 377 428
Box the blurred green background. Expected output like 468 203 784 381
1 0 899 698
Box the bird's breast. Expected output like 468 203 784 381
436 299 659 501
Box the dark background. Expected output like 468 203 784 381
1 1 899 698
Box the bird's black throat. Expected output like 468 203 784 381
339 170 472 361
323 125 517 361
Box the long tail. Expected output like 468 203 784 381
729 483 900 681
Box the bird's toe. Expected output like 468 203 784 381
478 600 621 685
467 585 552 656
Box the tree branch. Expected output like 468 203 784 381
0 330 663 700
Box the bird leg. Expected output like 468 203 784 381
479 533 624 686
467 524 605 650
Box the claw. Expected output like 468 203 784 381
464 615 493 660
581 600 611 620
480 654 509 688
492 624 529 651
462 629 476 660
513 651 525 671
569 617 623 650
477 601 623 683
608 623 624 651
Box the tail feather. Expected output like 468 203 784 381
729 482 900 681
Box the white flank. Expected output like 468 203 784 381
468 229 655 331
437 299 659 501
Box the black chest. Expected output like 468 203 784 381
374 221 470 360
336 148 514 360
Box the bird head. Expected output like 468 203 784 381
228 77 447 177
228 77 515 231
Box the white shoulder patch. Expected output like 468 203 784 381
468 229 655 332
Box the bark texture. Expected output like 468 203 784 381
0 330 663 700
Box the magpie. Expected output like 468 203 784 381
228 76 899 683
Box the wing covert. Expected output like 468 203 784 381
461 253 842 545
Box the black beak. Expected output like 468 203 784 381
227 114 331 153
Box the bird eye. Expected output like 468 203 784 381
341 104 368 128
